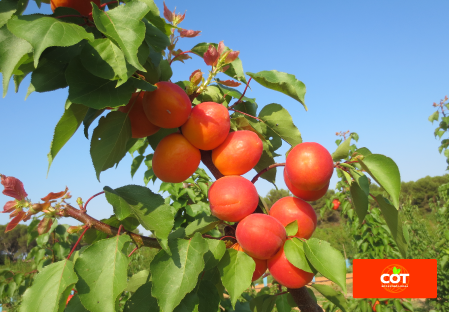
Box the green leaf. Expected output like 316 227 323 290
75 235 131 312
20 260 78 312
130 76 157 91
250 294 277 312
0 25 32 97
66 57 135 109
131 155 145 178
83 108 104 139
13 57 34 93
186 202 211 217
359 154 401 209
173 292 199 312
275 293 296 312
375 195 408 257
247 70 307 109
0 0 19 28
66 294 89 312
143 19 170 52
217 249 255 308
92 2 149 71
285 220 298 236
185 215 220 238
303 238 347 293
311 284 347 312
47 103 88 175
159 59 172 81
356 147 372 157
7 15 94 67
104 185 174 247
150 233 208 312
350 182 369 222
253 149 276 184
203 239 226 271
197 279 220 312
429 111 439 123
90 111 132 180
30 59 68 93
284 238 314 273
147 127 179 150
332 137 351 161
125 270 150 293
124 282 159 312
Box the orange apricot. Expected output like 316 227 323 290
283 169 329 201
142 81 192 129
51 0 100 16
285 142 334 191
152 133 201 183
236 214 286 260
212 130 263 175
269 196 317 239
118 92 160 138
268 246 314 289
181 102 230 150
208 176 258 222
231 243 267 282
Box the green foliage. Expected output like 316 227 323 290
0 224 36 261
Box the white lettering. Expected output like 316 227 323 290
390 274 400 283
381 274 390 283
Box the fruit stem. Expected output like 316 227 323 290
228 77 252 109
169 50 193 65
83 191 105 212
67 226 89 260
251 163 286 184
228 109 263 122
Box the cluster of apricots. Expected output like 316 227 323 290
119 81 335 289
209 142 334 288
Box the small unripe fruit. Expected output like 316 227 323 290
286 142 334 191
142 81 192 129
283 169 329 201
118 92 160 138
212 130 263 175
231 243 267 282
152 134 201 183
208 176 258 222
269 196 317 239
236 214 287 260
181 102 230 150
268 246 314 289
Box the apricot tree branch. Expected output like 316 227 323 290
251 163 285 184
200 150 224 180
288 287 324 312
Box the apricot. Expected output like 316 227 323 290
231 243 267 282
208 176 258 222
236 214 286 260
181 102 230 150
332 199 340 210
283 169 329 201
285 142 334 191
118 92 160 138
268 246 314 289
269 196 317 239
212 130 263 175
152 133 201 183
142 81 192 129
51 0 100 16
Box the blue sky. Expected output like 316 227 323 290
1 0 449 230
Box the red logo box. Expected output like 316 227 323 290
353 259 437 298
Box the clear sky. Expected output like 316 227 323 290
1 0 449 230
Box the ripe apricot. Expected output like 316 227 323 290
142 81 192 129
51 0 100 16
208 176 258 222
118 92 160 138
283 169 329 201
231 243 267 282
236 214 286 260
212 130 263 175
269 196 317 239
152 133 201 183
332 199 341 210
181 102 230 150
268 246 314 289
285 142 334 191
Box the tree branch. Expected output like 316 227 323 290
200 150 224 180
288 287 324 312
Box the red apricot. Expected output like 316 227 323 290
212 130 263 175
332 199 341 210
152 133 201 183
51 0 100 16
231 243 267 282
118 92 160 138
269 196 317 239
208 176 258 222
181 102 230 150
236 214 286 260
283 169 329 201
142 81 192 129
268 246 314 289
286 142 334 191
